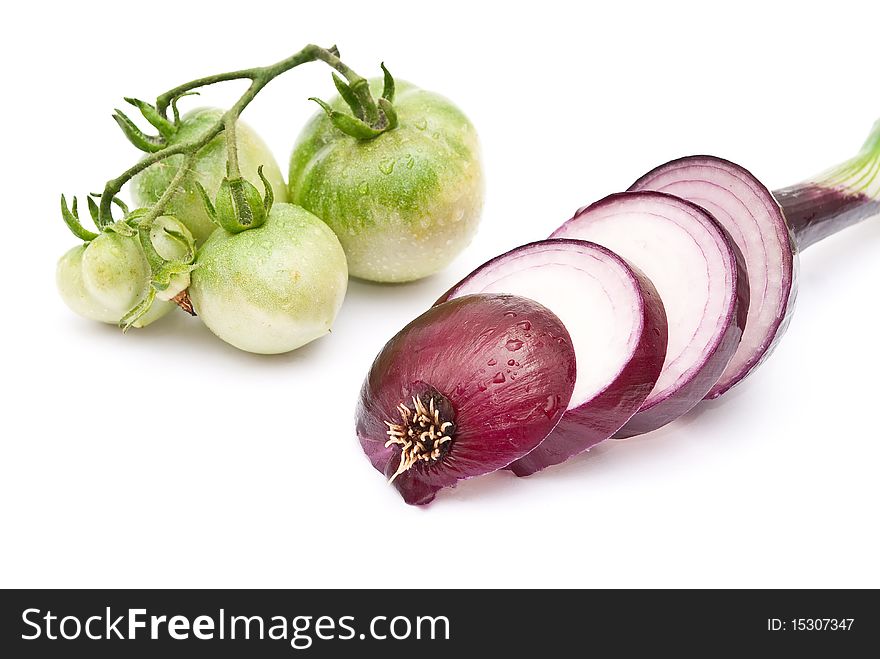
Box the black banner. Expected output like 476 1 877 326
0 589 876 656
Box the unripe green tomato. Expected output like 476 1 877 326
132 108 288 243
289 80 484 283
56 215 192 328
189 203 348 354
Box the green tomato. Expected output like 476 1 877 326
56 216 193 328
189 203 348 354
132 108 288 244
289 79 484 283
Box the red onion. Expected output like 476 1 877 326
630 120 880 397
356 294 577 505
553 192 749 436
629 157 796 399
438 239 667 474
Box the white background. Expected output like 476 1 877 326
2 1 878 588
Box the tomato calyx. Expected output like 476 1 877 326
194 166 274 234
309 62 399 140
113 97 180 154
119 215 197 331
59 195 197 330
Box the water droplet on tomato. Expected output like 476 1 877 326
415 118 427 130
517 320 531 331
505 339 523 351
503 312 517 318
507 359 516 366
487 358 497 366
492 372 506 384
379 159 395 174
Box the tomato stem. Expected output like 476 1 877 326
96 44 389 228
139 151 199 227
224 115 240 180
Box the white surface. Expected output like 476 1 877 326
2 0 879 588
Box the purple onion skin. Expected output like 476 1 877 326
774 184 880 250
775 119 880 250
356 294 577 505
437 240 668 475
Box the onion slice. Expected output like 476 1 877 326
437 239 667 474
553 192 749 436
356 294 577 505
630 157 796 398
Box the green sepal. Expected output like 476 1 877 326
380 62 395 103
152 260 197 292
216 177 268 232
105 219 137 238
105 204 143 237
193 180 218 225
349 77 379 125
170 91 200 125
122 220 195 331
124 207 150 223
125 97 177 140
309 97 385 140
378 98 398 131
119 213 196 329
87 194 130 229
113 109 165 153
91 192 130 218
257 165 274 216
161 227 196 257
87 196 99 225
119 287 156 332
60 195 99 242
332 74 364 120
151 258 197 294
196 173 270 233
137 221 167 273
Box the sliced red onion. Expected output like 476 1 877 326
437 239 667 474
356 294 577 505
630 157 796 399
552 192 749 436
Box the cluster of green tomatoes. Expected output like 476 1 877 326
57 58 483 354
